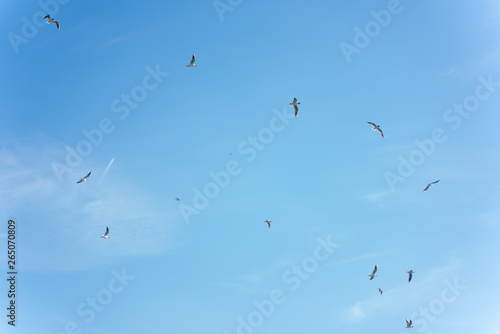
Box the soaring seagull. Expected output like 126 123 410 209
406 319 413 328
407 270 415 283
42 14 60 30
186 54 196 67
367 122 384 138
369 264 378 280
264 220 271 228
378 288 383 295
289 98 300 117
101 226 110 239
423 180 440 192
77 171 91 184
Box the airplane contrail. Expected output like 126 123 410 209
100 158 115 183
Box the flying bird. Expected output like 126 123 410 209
175 198 180 201
369 264 378 280
101 226 110 239
77 171 91 184
42 14 60 30
289 98 300 117
405 319 413 328
378 288 383 295
186 54 196 67
407 270 415 283
367 122 384 138
264 220 271 228
423 180 440 192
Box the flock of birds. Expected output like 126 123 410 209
361 122 440 328
362 123 439 328
72 118 439 329
367 263 417 326
44 11 446 329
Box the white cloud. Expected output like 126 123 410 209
0 136 178 271
361 191 390 203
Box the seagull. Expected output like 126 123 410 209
407 270 415 283
289 98 300 117
186 54 196 67
175 198 180 201
406 319 413 328
77 171 91 184
378 288 383 295
264 220 271 228
369 264 378 280
101 226 110 239
367 122 384 138
42 14 60 30
423 180 440 192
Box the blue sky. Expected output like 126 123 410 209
1 0 500 333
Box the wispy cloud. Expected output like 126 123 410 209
334 252 384 266
211 272 267 294
476 209 500 227
98 31 138 48
339 258 462 324
99 157 115 183
361 191 390 203
438 50 500 82
0 136 178 271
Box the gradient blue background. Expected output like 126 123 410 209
1 0 500 333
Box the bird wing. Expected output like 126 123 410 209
76 179 83 184
189 54 196 66
367 122 376 126
43 14 51 19
408 272 413 282
431 180 440 184
377 128 384 137
54 20 60 29
84 171 92 179
423 184 430 192
104 226 109 236
372 264 378 275
293 104 299 117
